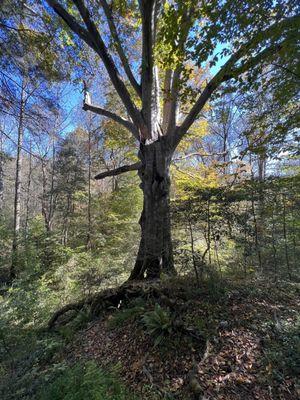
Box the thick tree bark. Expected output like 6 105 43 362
129 137 176 280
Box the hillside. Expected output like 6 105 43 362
2 277 299 400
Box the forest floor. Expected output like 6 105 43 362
1 275 299 400
57 276 300 400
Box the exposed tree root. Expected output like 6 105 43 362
48 300 86 329
47 281 185 330
187 340 211 399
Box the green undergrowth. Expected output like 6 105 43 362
0 329 138 400
263 315 300 383
36 361 137 400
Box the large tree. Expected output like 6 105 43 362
43 0 299 279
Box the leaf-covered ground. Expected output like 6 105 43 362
62 278 300 399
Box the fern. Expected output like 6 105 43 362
142 304 173 346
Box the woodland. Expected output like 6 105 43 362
0 0 299 399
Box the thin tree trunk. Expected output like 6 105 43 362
204 198 212 267
214 238 221 273
257 154 266 266
41 158 54 233
0 132 4 213
86 127 92 249
221 114 228 175
188 217 200 286
24 140 32 239
129 138 176 280
249 154 262 272
250 187 262 272
292 215 297 271
271 200 278 280
48 140 56 231
282 193 291 279
11 82 25 280
62 194 71 247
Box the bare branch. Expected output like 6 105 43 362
98 0 141 97
172 163 198 180
94 161 142 180
0 128 43 160
173 151 227 161
83 102 139 139
0 22 36 33
271 63 300 79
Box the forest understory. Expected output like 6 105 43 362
1 275 299 400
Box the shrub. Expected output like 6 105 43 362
205 271 227 302
265 316 300 381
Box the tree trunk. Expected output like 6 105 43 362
129 138 176 280
24 140 32 239
11 82 25 280
41 159 49 232
48 140 56 232
0 132 4 213
86 125 92 250
188 217 200 286
282 193 291 279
